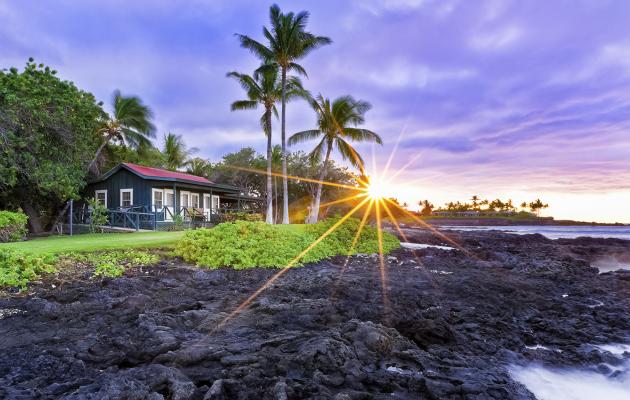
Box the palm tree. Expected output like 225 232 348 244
237 4 332 224
289 95 383 223
88 90 156 174
162 133 197 171
471 195 480 210
227 66 309 223
187 157 212 177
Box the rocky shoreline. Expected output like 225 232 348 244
1 230 629 399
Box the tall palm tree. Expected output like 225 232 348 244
237 4 332 224
186 157 212 177
88 90 156 174
227 66 309 223
289 95 383 224
162 133 197 171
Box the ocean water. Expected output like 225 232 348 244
510 344 630 400
443 225 630 240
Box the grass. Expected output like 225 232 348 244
0 231 185 255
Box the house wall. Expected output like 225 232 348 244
85 169 241 210
85 169 150 208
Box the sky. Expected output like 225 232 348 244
2 0 630 222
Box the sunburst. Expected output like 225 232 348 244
214 143 476 330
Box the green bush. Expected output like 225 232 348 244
67 250 160 278
220 212 264 223
87 198 108 233
0 249 57 289
175 217 400 269
0 210 28 242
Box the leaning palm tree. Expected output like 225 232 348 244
289 95 383 224
162 133 197 171
227 65 309 223
237 4 332 224
88 90 156 174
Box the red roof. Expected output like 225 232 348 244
123 163 213 184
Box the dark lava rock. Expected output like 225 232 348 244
1 230 629 399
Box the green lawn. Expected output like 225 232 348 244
0 231 186 255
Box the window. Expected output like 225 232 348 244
165 190 174 207
180 191 190 208
152 189 164 210
95 190 107 207
191 193 200 208
211 195 220 211
120 189 133 207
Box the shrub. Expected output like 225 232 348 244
220 212 264 223
0 210 28 242
87 198 109 233
67 250 160 278
0 249 57 289
175 217 400 269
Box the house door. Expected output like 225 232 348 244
180 191 190 218
164 189 174 221
203 194 212 220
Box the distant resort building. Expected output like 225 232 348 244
77 163 261 230
431 210 532 217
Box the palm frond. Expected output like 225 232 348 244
288 129 322 146
236 34 272 61
342 128 383 144
230 100 259 111
336 138 365 171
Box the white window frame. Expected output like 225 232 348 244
95 190 107 207
211 195 220 212
180 191 191 208
152 188 164 211
191 193 200 209
164 189 175 221
120 188 133 208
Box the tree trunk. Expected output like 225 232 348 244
274 176 278 224
265 108 274 224
307 141 333 224
22 202 44 233
280 67 290 224
88 137 109 176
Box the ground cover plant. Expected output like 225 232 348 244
66 250 160 278
0 210 28 243
175 217 400 269
0 249 57 289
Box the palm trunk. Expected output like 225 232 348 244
265 108 274 224
307 141 333 224
88 136 109 175
274 176 278 223
280 67 290 224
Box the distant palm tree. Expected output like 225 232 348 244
227 65 309 223
471 195 480 210
88 90 156 174
163 133 197 171
237 4 332 224
186 157 212 177
289 95 382 223
419 200 434 216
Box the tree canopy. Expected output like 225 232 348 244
0 59 104 231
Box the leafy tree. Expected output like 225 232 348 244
210 147 267 196
289 95 382 223
162 133 197 171
0 59 104 232
227 65 309 223
88 90 156 175
102 141 165 171
237 4 332 224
